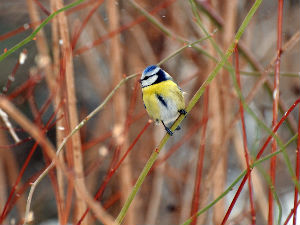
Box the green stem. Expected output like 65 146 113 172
255 164 282 225
115 0 262 224
24 35 211 224
158 34 216 66
181 170 247 225
180 133 297 225
0 0 85 62
129 0 185 42
193 0 299 200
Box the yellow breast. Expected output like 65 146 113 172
142 80 185 122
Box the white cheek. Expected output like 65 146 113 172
164 72 172 80
142 75 158 87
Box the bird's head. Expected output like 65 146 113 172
140 65 172 88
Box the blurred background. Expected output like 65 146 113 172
0 0 299 224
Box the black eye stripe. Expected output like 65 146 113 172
141 69 170 86
141 74 156 81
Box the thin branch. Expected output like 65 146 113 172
235 47 256 224
23 35 209 225
0 0 85 62
0 109 20 143
115 0 262 223
268 1 283 224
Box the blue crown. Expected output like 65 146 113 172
143 65 158 74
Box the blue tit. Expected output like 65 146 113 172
140 65 187 136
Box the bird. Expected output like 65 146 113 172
140 65 186 136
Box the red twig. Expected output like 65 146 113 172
0 142 39 222
126 78 140 128
2 62 19 94
5 169 44 225
190 87 209 225
67 0 98 15
0 114 63 149
73 0 176 55
293 78 300 224
82 131 112 151
103 191 121 209
0 106 62 222
8 72 42 100
284 200 300 225
235 47 256 224
33 0 51 16
81 81 143 151
76 121 151 224
196 0 224 27
221 98 300 225
0 0 97 42
268 1 283 224
0 23 33 41
2 49 27 94
0 137 33 149
71 0 105 49
0 126 23 132
153 119 203 169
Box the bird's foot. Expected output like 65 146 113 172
165 126 173 136
178 109 187 115
162 121 173 136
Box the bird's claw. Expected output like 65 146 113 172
165 127 173 136
178 109 187 115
